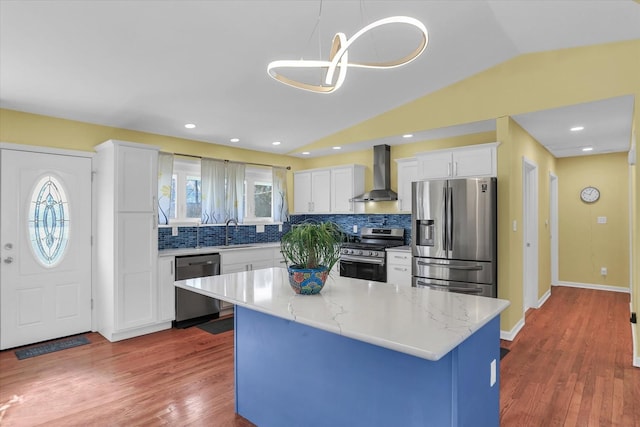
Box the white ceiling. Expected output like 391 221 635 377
1 1 638 158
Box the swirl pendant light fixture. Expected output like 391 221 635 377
267 15 429 94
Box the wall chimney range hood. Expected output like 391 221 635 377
352 144 398 202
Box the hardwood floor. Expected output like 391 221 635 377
0 324 254 426
1 287 638 426
500 286 640 426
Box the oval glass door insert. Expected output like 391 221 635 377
28 175 70 266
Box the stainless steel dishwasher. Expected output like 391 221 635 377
174 253 221 328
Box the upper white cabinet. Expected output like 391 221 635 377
416 143 498 180
395 158 418 213
94 140 165 342
293 165 364 214
331 165 365 214
294 169 331 214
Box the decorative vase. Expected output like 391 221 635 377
287 266 329 295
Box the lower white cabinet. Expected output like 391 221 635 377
386 249 412 287
157 256 176 322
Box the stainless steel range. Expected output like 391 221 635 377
339 227 405 282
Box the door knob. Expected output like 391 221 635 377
4 257 13 264
4 243 12 250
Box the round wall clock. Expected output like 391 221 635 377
580 186 600 203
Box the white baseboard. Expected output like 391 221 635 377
500 317 525 342
632 303 640 368
554 281 630 293
537 289 551 308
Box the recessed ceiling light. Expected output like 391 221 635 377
272 141 281 146
570 126 584 132
333 146 341 150
582 147 593 152
402 134 413 138
302 151 310 155
230 138 240 143
184 123 196 129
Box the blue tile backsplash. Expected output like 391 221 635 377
158 214 412 249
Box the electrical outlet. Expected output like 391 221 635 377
353 225 358 233
600 267 607 276
278 224 282 232
490 359 496 387
171 227 179 236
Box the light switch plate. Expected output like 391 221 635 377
597 216 607 224
256 224 265 233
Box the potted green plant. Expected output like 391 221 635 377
280 221 345 294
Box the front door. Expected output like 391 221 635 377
0 148 92 349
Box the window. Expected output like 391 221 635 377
170 158 201 223
168 160 276 224
244 166 273 223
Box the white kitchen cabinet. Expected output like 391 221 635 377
293 165 365 214
293 169 331 214
94 140 165 342
386 248 412 287
220 247 277 316
157 256 176 322
273 247 286 268
395 158 419 213
416 143 498 180
331 165 365 214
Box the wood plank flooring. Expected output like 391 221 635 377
500 286 640 426
1 286 638 426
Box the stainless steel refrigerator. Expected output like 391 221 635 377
411 177 497 297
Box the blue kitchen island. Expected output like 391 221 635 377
175 268 509 427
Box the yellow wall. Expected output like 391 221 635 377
0 108 305 209
557 153 630 288
297 40 640 154
495 117 557 332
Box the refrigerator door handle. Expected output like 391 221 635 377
415 281 484 294
416 261 483 271
447 186 454 255
442 186 448 251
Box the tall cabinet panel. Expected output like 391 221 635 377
94 140 166 342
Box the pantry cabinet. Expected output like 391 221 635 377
416 143 498 180
94 140 166 342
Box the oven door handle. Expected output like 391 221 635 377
340 255 385 265
416 261 482 271
416 281 483 294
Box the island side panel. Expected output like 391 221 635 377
234 305 454 427
453 315 501 427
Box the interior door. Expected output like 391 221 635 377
1 149 92 349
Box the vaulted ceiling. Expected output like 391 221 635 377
1 1 638 158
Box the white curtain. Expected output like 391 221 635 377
272 167 289 222
225 162 245 222
157 152 174 225
201 158 226 224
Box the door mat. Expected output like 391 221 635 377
197 317 234 335
500 347 510 360
15 335 90 360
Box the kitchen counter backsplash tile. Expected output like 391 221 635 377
158 214 411 249
158 223 291 249
290 214 411 245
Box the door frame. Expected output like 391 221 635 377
549 172 559 286
0 142 95 331
522 157 539 312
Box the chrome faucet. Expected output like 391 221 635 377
225 218 238 246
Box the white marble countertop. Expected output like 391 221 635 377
175 267 510 361
159 242 280 257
